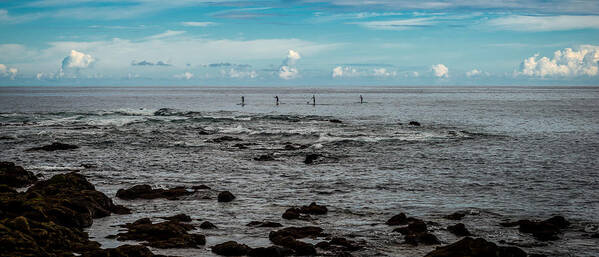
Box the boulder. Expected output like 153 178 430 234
0 162 37 188
269 227 323 255
212 241 251 256
408 121 421 127
248 246 293 257
217 191 236 202
247 221 283 228
116 184 194 200
500 216 569 241
163 214 192 222
26 142 79 151
117 219 206 248
447 223 472 237
444 211 467 221
424 237 526 257
200 221 217 229
283 202 327 220
386 213 408 225
304 154 321 164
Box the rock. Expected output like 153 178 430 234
26 142 79 151
408 121 421 127
329 237 362 251
405 232 441 246
163 214 192 222
592 233 599 238
200 221 217 229
283 202 328 220
217 191 235 202
300 202 328 215
270 226 324 240
247 221 283 228
445 211 467 221
386 213 408 225
500 216 569 241
283 208 301 220
108 244 157 257
212 241 251 256
0 161 37 187
116 184 193 200
304 154 321 164
232 143 248 149
254 154 276 161
248 246 293 257
117 219 206 248
192 184 211 190
269 227 323 255
210 136 242 143
447 223 472 237
424 237 527 257
329 119 343 123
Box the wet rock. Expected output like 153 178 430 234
329 119 343 123
424 237 527 257
247 221 283 228
210 136 242 143
192 184 211 190
283 202 328 220
405 232 441 246
117 219 206 248
304 153 321 164
284 143 307 150
115 184 193 200
107 244 157 257
500 216 569 241
300 202 328 215
198 128 214 135
200 221 217 229
212 241 251 256
217 191 236 202
233 143 249 149
163 213 192 222
248 246 293 257
254 154 276 161
269 227 323 255
0 161 37 187
393 220 427 235
283 208 301 220
26 142 79 151
408 121 421 127
329 237 362 251
444 211 467 221
447 223 472 237
592 233 599 238
386 213 408 225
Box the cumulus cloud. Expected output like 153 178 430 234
332 66 398 78
206 63 251 68
0 64 18 80
332 66 360 78
516 45 599 77
174 71 194 80
373 67 397 77
62 50 95 70
431 64 449 78
223 68 258 79
131 60 171 66
279 50 301 80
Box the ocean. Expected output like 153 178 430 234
1 86 598 256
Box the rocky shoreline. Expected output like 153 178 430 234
0 160 586 257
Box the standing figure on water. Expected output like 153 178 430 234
311 95 316 106
241 96 245 106
360 95 363 104
275 96 279 106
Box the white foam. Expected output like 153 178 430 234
28 165 85 171
219 125 253 134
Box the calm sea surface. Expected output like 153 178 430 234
1 86 598 256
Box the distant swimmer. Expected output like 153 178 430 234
275 95 279 105
241 96 245 106
311 95 316 106
360 95 363 104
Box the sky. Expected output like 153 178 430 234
1 0 599 86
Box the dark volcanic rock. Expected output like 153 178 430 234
408 121 421 127
248 246 293 257
424 237 527 257
247 221 283 228
116 184 193 200
200 221 217 229
405 232 441 246
445 211 467 220
269 227 323 255
254 154 276 161
217 191 236 202
0 161 37 187
192 184 211 190
212 241 251 256
117 218 206 248
282 208 301 220
386 213 408 225
447 223 472 237
500 216 569 241
304 153 321 164
329 119 343 123
26 142 79 151
300 202 328 215
210 136 242 143
283 202 327 220
329 237 362 251
163 213 192 222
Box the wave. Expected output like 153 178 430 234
27 165 85 171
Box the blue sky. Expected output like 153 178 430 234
1 0 599 86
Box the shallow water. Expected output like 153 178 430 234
1 86 598 256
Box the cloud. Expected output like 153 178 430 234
206 63 251 68
332 66 360 78
174 71 194 80
131 60 172 66
516 45 599 77
373 67 396 77
279 50 301 80
61 50 95 75
223 68 258 79
146 30 185 40
181 21 217 27
352 18 435 30
432 64 449 78
332 66 397 78
488 15 599 31
466 69 481 77
0 64 18 80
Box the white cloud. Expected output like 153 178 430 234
146 30 186 40
62 50 95 70
352 18 435 30
0 64 18 80
332 66 360 78
174 71 194 80
279 66 299 80
223 68 257 79
516 45 599 77
432 64 449 78
181 21 217 27
373 67 396 77
488 15 599 31
284 49 301 66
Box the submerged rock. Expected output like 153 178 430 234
269 226 323 255
0 161 37 187
389 214 440 246
424 237 526 257
209 136 242 143
408 121 421 127
212 241 251 256
283 202 327 220
200 221 217 229
248 246 293 257
217 191 236 202
304 153 321 164
444 211 467 221
500 216 569 241
329 119 343 123
163 213 192 222
26 142 79 151
115 184 193 200
247 221 283 228
117 218 206 249
386 213 408 225
447 223 472 237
